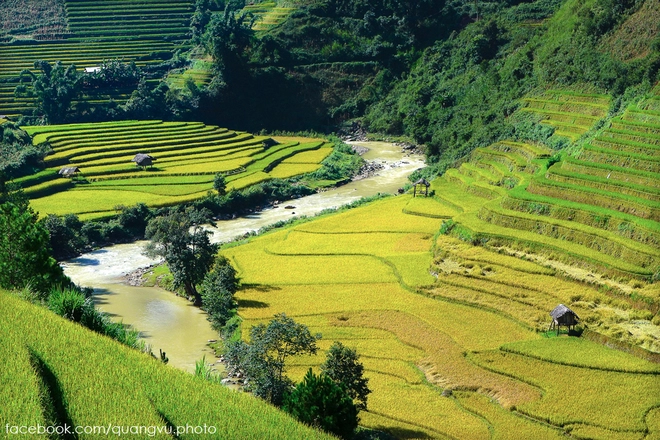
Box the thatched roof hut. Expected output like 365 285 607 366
58 167 80 178
132 153 155 168
549 304 579 334
413 178 431 197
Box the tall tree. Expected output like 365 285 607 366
16 61 82 124
283 368 358 440
144 210 217 305
0 201 66 296
203 2 254 79
225 313 320 406
200 255 239 330
321 341 371 411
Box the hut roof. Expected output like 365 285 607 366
550 304 579 320
414 178 430 186
58 166 80 176
132 154 155 166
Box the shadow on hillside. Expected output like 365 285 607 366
237 299 269 309
369 426 432 439
240 283 281 292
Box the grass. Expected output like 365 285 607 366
0 289 332 439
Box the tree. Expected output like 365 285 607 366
283 368 358 440
225 313 321 406
213 172 227 196
41 213 87 260
0 202 67 296
122 77 169 119
203 3 255 77
321 342 371 411
200 256 239 330
16 61 82 124
144 210 217 305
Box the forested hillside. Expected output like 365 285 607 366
2 0 659 171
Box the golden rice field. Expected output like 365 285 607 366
221 194 660 438
19 121 333 219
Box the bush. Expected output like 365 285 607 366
283 368 358 440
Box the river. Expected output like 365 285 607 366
61 142 425 372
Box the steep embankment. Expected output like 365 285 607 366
0 289 331 439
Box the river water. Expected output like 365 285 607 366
62 142 425 372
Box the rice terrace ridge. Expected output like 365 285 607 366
1 0 660 439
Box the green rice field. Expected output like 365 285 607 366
0 289 332 439
19 120 332 219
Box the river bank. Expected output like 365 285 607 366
62 141 425 372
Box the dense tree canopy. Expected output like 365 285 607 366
321 341 371 411
226 313 321 406
0 201 66 296
144 210 217 304
283 368 358 439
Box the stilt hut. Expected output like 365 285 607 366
132 153 155 170
413 178 430 197
58 166 81 180
549 304 579 335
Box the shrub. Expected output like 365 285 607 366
283 369 358 440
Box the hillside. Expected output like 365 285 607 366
219 191 660 438
0 289 332 439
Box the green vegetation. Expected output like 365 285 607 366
0 289 333 439
145 209 218 304
283 368 358 439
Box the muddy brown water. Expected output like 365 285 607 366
62 142 425 372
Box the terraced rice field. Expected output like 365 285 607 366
0 0 194 118
19 120 332 219
64 0 194 42
521 90 610 141
244 2 295 31
220 193 660 438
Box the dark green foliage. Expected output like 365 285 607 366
41 214 87 261
0 202 66 296
0 122 45 179
144 209 218 304
213 173 227 196
321 342 371 411
225 313 320 406
200 256 239 330
364 0 659 174
203 2 254 75
118 203 152 237
83 59 141 88
123 77 170 119
17 61 82 124
284 368 358 440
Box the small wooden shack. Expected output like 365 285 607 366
58 166 81 179
132 153 155 169
413 178 430 197
549 304 579 335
